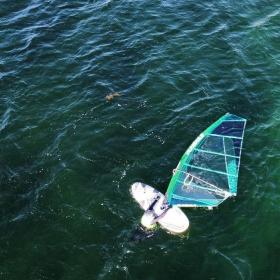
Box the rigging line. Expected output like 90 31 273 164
194 148 239 159
184 164 238 177
175 169 225 193
175 173 229 196
179 179 227 196
183 173 191 185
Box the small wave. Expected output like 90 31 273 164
0 107 12 132
172 95 218 113
203 22 228 36
250 9 280 27
211 248 252 280
1 2 41 26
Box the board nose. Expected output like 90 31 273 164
130 182 144 192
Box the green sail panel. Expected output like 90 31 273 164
166 113 246 207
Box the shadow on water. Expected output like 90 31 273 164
129 226 158 243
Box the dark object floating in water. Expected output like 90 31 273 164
129 226 157 242
105 92 121 101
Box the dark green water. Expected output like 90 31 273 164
1 1 280 279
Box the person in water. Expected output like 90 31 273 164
129 196 161 242
130 195 170 242
141 195 170 228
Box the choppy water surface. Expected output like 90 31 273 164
1 0 280 279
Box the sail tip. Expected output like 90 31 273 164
224 112 247 122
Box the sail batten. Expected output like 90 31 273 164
209 134 243 140
194 148 239 159
185 164 238 177
166 113 246 207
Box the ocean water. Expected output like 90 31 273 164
0 0 280 279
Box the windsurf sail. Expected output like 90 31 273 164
166 113 246 208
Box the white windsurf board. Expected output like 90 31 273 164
130 182 189 234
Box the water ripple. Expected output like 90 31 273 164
0 0 280 279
